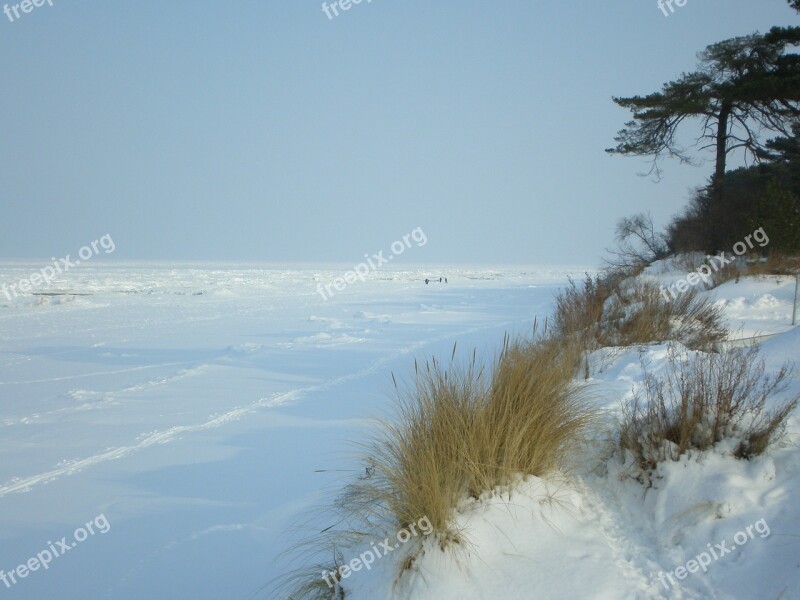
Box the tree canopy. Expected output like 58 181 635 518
607 25 800 249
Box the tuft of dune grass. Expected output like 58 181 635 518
356 335 593 543
553 274 726 354
282 333 592 580
599 281 726 351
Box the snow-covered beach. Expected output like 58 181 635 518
2 1 798 597
0 262 585 599
1 260 798 599
329 264 800 600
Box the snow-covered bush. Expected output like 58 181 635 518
619 345 799 476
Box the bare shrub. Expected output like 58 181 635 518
742 253 800 278
707 253 800 289
605 213 670 271
620 346 799 475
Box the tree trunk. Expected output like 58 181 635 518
711 101 732 251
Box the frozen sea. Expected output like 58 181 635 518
0 261 586 600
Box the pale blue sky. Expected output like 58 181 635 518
0 0 796 264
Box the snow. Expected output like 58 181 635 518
0 261 585 599
1 259 798 599
339 260 800 600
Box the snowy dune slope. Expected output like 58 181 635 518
0 261 586 600
337 265 800 600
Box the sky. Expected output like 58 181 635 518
0 0 797 265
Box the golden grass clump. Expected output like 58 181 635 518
279 334 592 599
361 335 592 542
552 274 611 347
599 281 726 351
553 274 726 353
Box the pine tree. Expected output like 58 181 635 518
608 28 800 250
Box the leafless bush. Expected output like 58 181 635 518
605 213 670 271
620 346 799 476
